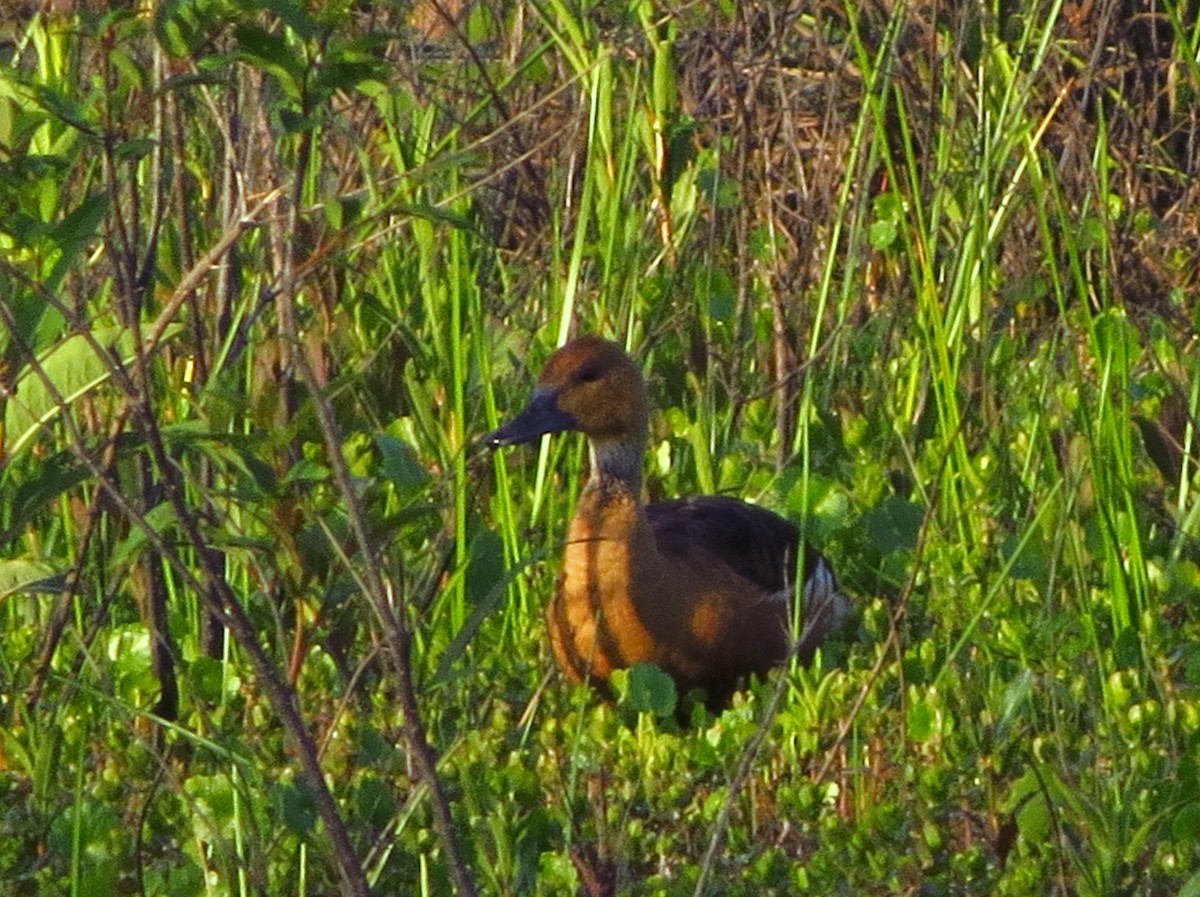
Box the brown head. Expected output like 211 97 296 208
486 336 650 451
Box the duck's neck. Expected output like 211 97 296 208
587 437 644 496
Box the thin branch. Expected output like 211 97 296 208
1 246 374 897
273 211 482 897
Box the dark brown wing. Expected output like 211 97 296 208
643 495 800 595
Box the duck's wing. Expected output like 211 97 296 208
643 495 800 596
646 495 849 665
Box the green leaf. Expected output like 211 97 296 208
47 193 108 247
1003 529 1051 583
278 107 312 133
862 495 922 555
47 799 119 895
113 137 157 161
4 327 134 459
996 668 1033 736
1007 768 1051 844
2 450 90 545
183 774 236 843
0 559 64 599
1177 868 1200 897
353 774 397 829
375 434 430 494
270 780 316 836
697 265 735 323
258 0 319 41
187 656 233 704
143 860 205 897
464 528 504 607
394 202 478 233
233 23 305 101
154 0 228 57
43 196 109 287
281 457 330 486
697 167 740 209
869 218 898 250
315 53 386 94
1114 625 1142 668
112 502 181 569
619 663 678 717
1182 645 1200 687
907 697 935 742
869 193 905 249
1169 801 1200 843
28 83 99 135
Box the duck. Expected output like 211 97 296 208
486 335 850 707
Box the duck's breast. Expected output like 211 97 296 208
548 486 662 683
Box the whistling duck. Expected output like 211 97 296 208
487 336 849 705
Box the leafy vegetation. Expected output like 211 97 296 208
2 0 1199 894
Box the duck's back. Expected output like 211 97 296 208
644 495 799 596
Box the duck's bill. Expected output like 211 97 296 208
485 390 578 447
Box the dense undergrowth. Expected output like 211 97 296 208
2 0 1199 894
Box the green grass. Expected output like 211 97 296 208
2 1 1200 894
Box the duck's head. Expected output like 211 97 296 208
486 336 649 449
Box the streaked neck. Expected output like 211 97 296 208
588 438 644 495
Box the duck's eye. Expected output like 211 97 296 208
576 365 601 383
